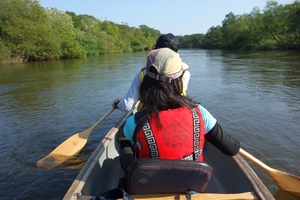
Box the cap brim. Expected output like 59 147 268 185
182 62 189 70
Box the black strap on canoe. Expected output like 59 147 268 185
92 187 133 200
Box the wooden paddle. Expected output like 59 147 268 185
239 148 300 198
36 107 115 168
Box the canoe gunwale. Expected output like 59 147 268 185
63 111 133 200
233 154 275 200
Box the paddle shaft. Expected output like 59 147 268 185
239 148 272 171
79 107 115 138
92 107 115 129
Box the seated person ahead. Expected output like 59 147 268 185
120 48 240 183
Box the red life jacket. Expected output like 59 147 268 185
133 106 206 161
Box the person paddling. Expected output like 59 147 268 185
120 48 240 186
113 33 191 111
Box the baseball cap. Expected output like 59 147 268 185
153 33 179 52
145 48 186 83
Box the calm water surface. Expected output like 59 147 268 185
0 50 299 200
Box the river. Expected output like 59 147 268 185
0 50 299 200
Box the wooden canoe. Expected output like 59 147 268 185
63 110 275 200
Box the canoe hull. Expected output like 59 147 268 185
64 111 274 200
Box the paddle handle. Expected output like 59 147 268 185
239 148 273 171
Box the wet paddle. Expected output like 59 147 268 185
239 148 300 198
36 107 115 168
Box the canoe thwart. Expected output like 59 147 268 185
78 192 258 200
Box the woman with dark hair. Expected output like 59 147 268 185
120 48 240 177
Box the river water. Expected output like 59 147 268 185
0 50 299 200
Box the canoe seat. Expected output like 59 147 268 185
127 158 213 195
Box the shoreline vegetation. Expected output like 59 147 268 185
0 0 299 65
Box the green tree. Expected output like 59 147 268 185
221 12 250 49
70 14 108 55
189 34 206 48
261 0 293 49
46 8 85 58
285 1 300 49
203 26 222 49
139 25 161 50
117 23 135 52
243 7 265 49
178 35 193 48
101 20 120 52
0 39 11 64
0 0 60 61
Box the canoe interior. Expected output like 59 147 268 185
63 111 274 200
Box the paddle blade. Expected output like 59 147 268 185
36 154 86 169
36 133 88 168
36 154 71 169
268 169 300 198
36 108 115 169
239 148 300 198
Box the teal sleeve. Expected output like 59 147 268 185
123 115 136 140
197 105 217 133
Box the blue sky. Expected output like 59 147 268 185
38 0 296 36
